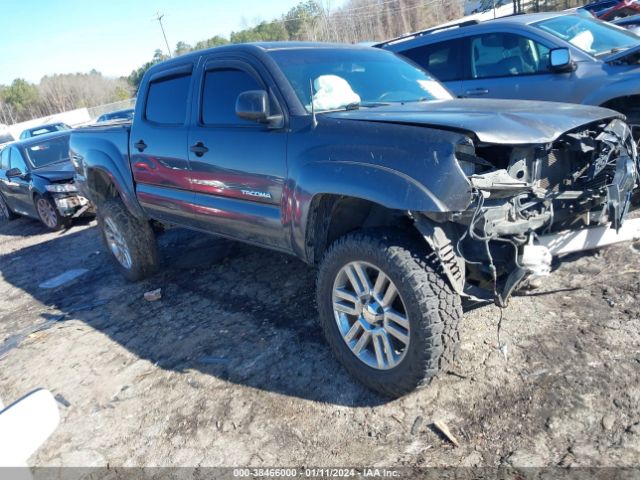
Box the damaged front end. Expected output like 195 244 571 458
415 118 638 306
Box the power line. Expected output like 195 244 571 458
154 11 173 58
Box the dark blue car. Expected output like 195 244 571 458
0 132 91 229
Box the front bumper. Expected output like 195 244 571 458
52 194 92 217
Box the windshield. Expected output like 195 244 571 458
28 123 70 137
24 135 70 168
270 48 453 113
534 15 640 56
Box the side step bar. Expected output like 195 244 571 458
539 218 640 256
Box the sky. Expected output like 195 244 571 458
0 0 334 85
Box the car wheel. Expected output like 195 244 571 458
0 193 18 222
98 197 159 281
316 229 462 398
35 195 68 230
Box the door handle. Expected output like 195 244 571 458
464 88 489 96
190 141 209 157
134 140 147 152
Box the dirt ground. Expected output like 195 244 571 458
0 214 639 469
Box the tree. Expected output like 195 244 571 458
127 0 473 90
153 49 166 62
3 79 40 114
174 41 192 56
230 20 289 43
283 0 322 39
38 72 132 112
128 49 168 89
192 35 229 51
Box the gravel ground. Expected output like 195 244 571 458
0 215 639 469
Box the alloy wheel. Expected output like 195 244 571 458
332 261 410 370
103 217 133 270
36 198 58 229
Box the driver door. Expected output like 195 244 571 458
1 147 33 216
461 32 576 102
187 58 289 250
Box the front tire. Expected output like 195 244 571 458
98 197 159 281
316 229 462 398
35 195 69 230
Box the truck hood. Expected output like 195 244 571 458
325 99 622 145
32 161 75 182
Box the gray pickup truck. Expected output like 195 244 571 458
70 42 637 397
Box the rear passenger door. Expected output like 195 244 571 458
130 63 195 226
187 57 289 250
397 39 466 97
460 32 575 102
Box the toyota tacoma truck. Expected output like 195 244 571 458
70 43 637 397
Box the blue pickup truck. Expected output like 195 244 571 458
69 42 636 397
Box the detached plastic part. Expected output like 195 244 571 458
521 242 552 277
0 389 60 467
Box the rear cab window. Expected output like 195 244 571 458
145 74 192 124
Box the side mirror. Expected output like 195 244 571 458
549 48 574 72
236 90 270 122
6 167 23 178
236 90 283 128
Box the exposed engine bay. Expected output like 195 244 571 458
417 118 638 306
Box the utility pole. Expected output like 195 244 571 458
155 11 172 58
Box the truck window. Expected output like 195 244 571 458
145 74 191 124
201 68 262 125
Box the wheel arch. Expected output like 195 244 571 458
303 194 466 295
600 94 640 127
85 164 146 220
303 193 418 265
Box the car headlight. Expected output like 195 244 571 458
46 183 78 193
455 141 479 176
456 140 493 176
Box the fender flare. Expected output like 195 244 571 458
82 149 146 220
289 160 472 261
295 161 450 212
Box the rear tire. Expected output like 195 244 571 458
0 192 18 223
98 197 159 281
316 229 462 398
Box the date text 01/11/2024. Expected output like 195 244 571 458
232 468 401 477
